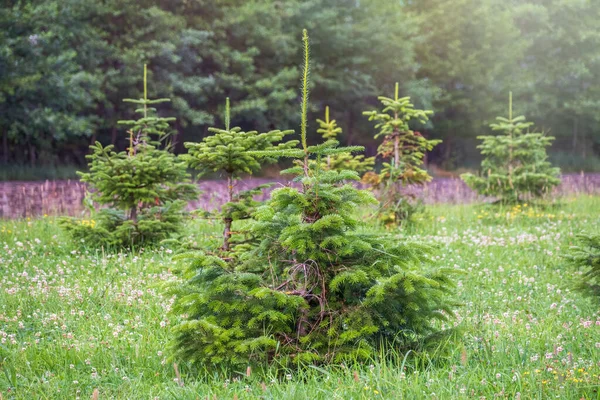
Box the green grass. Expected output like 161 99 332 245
1 197 599 399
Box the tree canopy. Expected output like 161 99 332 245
1 0 599 171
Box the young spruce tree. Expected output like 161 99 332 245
314 106 374 174
169 31 458 368
61 65 198 247
461 93 560 203
565 233 600 299
362 85 440 226
181 98 295 251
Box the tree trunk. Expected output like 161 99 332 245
90 131 97 146
346 108 355 145
394 134 400 167
130 205 138 224
393 109 400 167
572 116 578 154
222 174 234 251
2 129 7 165
111 126 118 147
443 136 452 167
508 132 514 191
222 218 232 252
297 307 309 337
173 120 184 154
29 143 36 167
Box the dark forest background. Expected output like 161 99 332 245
2 0 600 179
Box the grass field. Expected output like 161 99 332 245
0 196 599 399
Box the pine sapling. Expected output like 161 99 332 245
182 97 296 251
314 106 374 174
363 84 440 226
61 65 198 247
461 92 560 203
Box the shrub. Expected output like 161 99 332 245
60 65 198 248
362 84 440 227
461 93 560 203
168 31 458 368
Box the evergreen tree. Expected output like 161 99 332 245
565 233 600 299
181 97 296 251
0 0 104 166
4 0 600 170
461 93 561 203
313 106 374 174
362 84 440 226
510 0 600 162
406 0 524 166
168 30 458 368
61 65 198 247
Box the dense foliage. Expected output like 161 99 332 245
566 233 600 299
168 31 458 368
60 66 197 247
2 0 599 171
462 93 561 203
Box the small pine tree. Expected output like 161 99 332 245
565 233 600 299
168 30 458 368
314 106 374 174
61 65 198 247
362 85 440 226
181 97 296 251
461 93 560 203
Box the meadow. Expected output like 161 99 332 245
0 195 598 399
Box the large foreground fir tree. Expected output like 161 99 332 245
461 93 560 203
168 31 458 368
